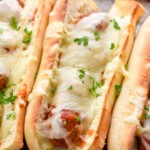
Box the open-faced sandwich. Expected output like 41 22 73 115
108 16 150 150
25 0 145 149
0 0 55 149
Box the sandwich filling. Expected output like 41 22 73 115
36 11 130 149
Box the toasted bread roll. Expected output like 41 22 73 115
25 0 144 149
108 17 150 150
0 0 55 149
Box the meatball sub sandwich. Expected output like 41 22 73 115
108 16 150 150
0 0 55 149
25 0 145 149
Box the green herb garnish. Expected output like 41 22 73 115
110 43 115 50
125 64 128 70
115 84 122 97
51 87 57 94
0 90 17 105
67 85 73 91
94 31 100 41
63 121 67 127
74 36 89 46
78 69 85 79
111 19 121 30
7 83 16 89
23 28 32 44
96 81 103 88
75 116 81 123
6 112 16 120
89 76 103 97
10 17 20 31
144 106 149 111
144 113 150 119
144 106 150 119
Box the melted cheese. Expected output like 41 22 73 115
0 0 33 87
0 0 24 89
0 0 23 21
136 100 150 137
0 61 10 77
0 22 23 50
37 12 131 148
0 0 24 50
124 87 147 124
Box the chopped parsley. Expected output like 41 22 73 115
144 106 149 111
115 84 122 97
144 106 150 119
94 31 100 41
74 36 89 47
67 85 73 91
111 19 121 30
78 69 85 79
0 90 17 105
23 28 32 44
0 29 3 34
110 43 115 50
89 76 103 97
10 17 20 31
96 81 103 88
63 121 67 127
6 112 16 120
6 114 11 120
125 64 128 70
7 83 16 88
75 116 81 123
51 87 57 94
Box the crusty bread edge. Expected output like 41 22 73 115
25 0 68 150
108 17 150 150
90 1 145 150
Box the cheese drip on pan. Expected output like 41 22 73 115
36 12 130 149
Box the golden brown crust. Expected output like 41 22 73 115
25 97 43 150
0 0 55 150
108 16 150 150
41 0 68 71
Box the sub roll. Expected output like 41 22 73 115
108 17 150 150
25 0 145 149
0 0 55 149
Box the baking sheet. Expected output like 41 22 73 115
22 1 150 150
